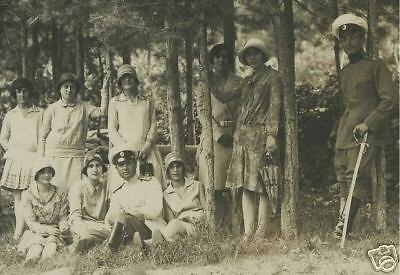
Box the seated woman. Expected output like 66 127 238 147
17 160 69 265
153 152 206 242
68 152 110 253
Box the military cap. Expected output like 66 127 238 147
331 14 367 38
112 149 137 166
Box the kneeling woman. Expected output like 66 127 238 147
68 152 110 253
154 152 206 242
18 160 69 265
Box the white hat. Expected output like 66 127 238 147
238 38 270 66
331 14 368 38
33 158 55 181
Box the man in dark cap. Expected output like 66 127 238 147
331 14 397 238
105 147 165 251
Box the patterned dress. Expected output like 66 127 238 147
0 106 43 190
18 183 69 252
226 65 282 193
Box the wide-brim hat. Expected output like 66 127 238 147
238 38 269 66
209 43 228 64
331 14 367 38
82 152 107 176
58 72 80 91
164 152 186 178
10 78 34 99
33 159 55 181
117 64 139 87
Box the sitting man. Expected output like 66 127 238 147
105 147 165 252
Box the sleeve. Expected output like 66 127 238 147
107 99 127 146
198 181 206 210
68 182 83 224
58 193 70 226
21 190 49 234
265 70 282 137
87 87 109 119
210 73 243 103
138 179 163 220
364 60 397 132
144 97 158 147
0 113 11 151
38 107 53 156
163 198 176 222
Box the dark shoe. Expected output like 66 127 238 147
70 238 91 254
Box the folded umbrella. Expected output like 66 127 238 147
259 151 281 216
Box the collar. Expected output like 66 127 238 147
113 174 138 193
84 178 102 196
58 99 77 108
165 177 194 194
31 182 57 204
16 105 40 114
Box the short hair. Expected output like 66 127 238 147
10 78 35 99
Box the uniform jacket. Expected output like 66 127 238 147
336 57 397 149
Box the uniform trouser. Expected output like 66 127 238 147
116 213 152 241
71 220 111 243
334 146 376 201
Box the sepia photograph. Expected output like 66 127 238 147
0 0 398 274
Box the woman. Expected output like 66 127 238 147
68 152 110 253
0 78 43 241
153 152 205 242
197 44 242 225
39 72 109 194
108 64 164 192
226 38 282 241
17 160 69 265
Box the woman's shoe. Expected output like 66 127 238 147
152 229 165 245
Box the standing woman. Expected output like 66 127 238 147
226 38 282 241
108 64 164 192
197 44 242 224
0 78 43 241
39 72 109 194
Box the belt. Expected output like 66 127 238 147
212 116 235 127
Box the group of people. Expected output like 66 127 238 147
0 12 397 265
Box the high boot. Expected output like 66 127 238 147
108 222 124 252
334 197 361 239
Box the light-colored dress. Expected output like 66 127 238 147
68 178 110 241
108 93 164 192
198 72 242 190
163 178 205 235
226 65 281 193
39 100 104 194
0 106 43 190
18 183 69 252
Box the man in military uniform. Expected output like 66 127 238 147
105 148 165 251
331 14 397 238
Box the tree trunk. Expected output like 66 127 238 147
197 13 216 229
332 0 344 115
367 0 378 58
184 31 196 145
165 10 186 158
122 46 131 64
75 22 85 84
51 22 63 91
21 20 28 78
223 0 236 72
31 24 39 80
269 0 298 239
367 0 386 233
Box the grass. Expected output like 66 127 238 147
0 188 398 275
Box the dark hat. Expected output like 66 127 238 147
164 152 186 179
209 43 228 64
338 24 365 38
58 72 80 91
82 152 107 176
10 78 34 99
112 149 137 166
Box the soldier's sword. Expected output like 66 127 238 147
340 133 368 249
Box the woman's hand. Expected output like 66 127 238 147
265 135 277 153
46 225 60 236
138 143 151 161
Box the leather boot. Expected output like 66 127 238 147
108 222 124 252
334 197 361 239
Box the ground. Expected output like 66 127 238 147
0 188 398 275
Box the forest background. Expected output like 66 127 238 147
0 0 398 274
